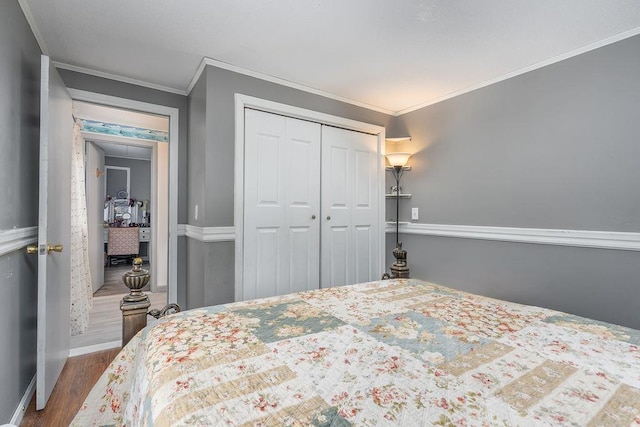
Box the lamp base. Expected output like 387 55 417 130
381 241 410 279
390 263 410 278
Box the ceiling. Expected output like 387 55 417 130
90 140 152 161
20 0 640 114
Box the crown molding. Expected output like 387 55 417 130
185 57 209 96
396 26 640 116
17 0 49 55
187 57 395 115
53 62 188 96
386 222 640 252
18 0 640 117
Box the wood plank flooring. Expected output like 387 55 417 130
21 348 120 427
94 264 150 297
71 291 167 349
72 262 167 350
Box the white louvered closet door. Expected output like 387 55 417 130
321 125 379 288
243 109 321 300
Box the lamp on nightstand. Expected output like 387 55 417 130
384 152 411 279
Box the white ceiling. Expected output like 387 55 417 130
90 140 152 161
20 0 640 114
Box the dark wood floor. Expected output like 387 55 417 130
21 348 120 427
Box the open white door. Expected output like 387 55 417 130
35 55 73 409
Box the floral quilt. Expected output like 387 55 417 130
72 279 640 426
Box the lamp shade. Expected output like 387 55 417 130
386 152 411 167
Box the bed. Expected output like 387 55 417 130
72 278 640 426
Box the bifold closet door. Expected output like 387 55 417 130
244 109 321 300
321 126 379 288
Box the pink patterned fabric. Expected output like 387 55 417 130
72 278 640 426
107 227 139 256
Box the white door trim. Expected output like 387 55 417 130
234 94 386 302
67 88 179 303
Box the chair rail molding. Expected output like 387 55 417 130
385 223 640 252
184 225 235 242
0 226 38 257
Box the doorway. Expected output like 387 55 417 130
69 98 176 353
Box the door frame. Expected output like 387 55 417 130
234 94 386 301
69 88 179 303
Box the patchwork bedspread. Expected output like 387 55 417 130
72 279 640 426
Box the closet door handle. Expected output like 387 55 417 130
311 215 316 220
326 216 331 220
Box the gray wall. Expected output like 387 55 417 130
59 70 189 307
185 65 394 308
0 1 41 422
392 34 640 329
105 156 152 201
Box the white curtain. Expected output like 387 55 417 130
70 121 93 336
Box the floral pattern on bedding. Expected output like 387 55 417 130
72 278 640 426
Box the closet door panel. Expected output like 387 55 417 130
321 128 351 287
328 146 349 208
327 226 349 286
288 226 314 293
354 149 374 208
285 117 321 294
244 109 320 300
321 126 379 288
255 227 280 299
349 133 379 284
245 110 286 300
256 135 281 206
354 225 373 283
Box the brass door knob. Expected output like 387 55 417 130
26 244 63 255
47 244 63 253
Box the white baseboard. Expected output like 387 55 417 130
10 375 35 425
69 340 121 357
385 222 640 252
